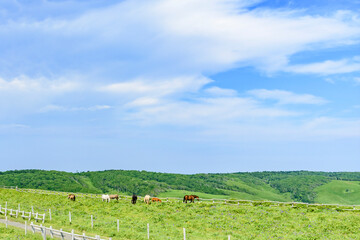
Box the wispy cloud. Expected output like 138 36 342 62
286 57 360 75
39 104 111 113
248 89 328 105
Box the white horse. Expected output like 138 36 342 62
102 194 110 202
144 195 151 204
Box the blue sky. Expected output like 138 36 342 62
0 0 359 173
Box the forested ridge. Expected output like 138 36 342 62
1 169 359 204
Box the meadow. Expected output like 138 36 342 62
1 188 360 239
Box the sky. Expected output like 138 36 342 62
0 0 359 173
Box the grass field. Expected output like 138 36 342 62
314 180 360 205
1 189 360 239
0 224 41 240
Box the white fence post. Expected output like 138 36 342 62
31 222 35 233
71 229 74 240
228 235 231 240
49 209 52 221
183 228 186 240
5 202 7 216
5 216 8 228
50 226 54 238
147 223 150 239
31 206 34 214
25 220 27 235
42 225 46 240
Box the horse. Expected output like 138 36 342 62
102 194 110 202
183 195 199 203
109 194 119 201
191 195 200 202
144 195 151 204
68 194 76 201
152 197 162 203
132 194 138 204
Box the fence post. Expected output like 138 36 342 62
60 229 64 240
43 213 45 223
5 216 8 228
71 229 74 240
50 226 54 238
91 215 93 228
18 203 20 211
183 228 186 240
49 209 52 221
147 223 150 239
42 225 46 240
5 202 7 216
117 219 119 232
228 235 231 240
32 206 34 214
25 220 27 235
31 222 35 233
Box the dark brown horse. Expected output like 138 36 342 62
109 194 119 201
152 197 162 203
131 194 137 204
68 194 76 201
183 195 199 203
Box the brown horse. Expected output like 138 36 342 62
183 195 199 203
109 194 119 201
152 197 162 203
68 194 76 201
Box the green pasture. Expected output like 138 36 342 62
1 189 360 239
0 224 42 240
314 180 360 205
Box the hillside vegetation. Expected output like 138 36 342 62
1 170 360 204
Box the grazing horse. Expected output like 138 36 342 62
102 194 110 202
132 194 138 204
191 195 199 201
144 195 151 204
68 194 76 201
109 194 119 201
152 197 162 203
183 195 199 203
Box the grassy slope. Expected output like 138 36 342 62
314 180 360 205
2 170 360 204
1 189 360 240
0 224 42 240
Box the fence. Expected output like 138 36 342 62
0 202 45 223
30 222 110 240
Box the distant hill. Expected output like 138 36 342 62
1 169 359 204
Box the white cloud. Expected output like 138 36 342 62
39 104 111 113
204 87 237 97
286 57 360 75
123 96 299 126
248 89 328 105
0 76 79 93
98 76 211 97
1 0 359 76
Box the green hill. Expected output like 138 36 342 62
314 180 360 205
0 169 359 204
